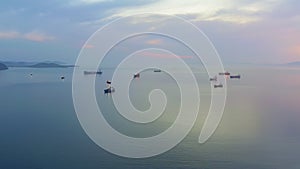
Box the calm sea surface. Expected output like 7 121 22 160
0 66 300 169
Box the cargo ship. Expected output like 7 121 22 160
104 87 115 94
133 73 140 78
104 80 115 94
209 76 217 81
84 70 102 75
214 83 223 88
230 74 241 79
219 71 230 75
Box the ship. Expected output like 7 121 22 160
219 71 230 75
153 69 161 72
104 80 114 94
230 74 241 79
214 83 223 88
104 87 115 94
84 70 102 75
133 73 140 78
106 80 111 84
209 76 217 81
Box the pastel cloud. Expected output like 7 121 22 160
23 31 55 42
146 39 163 45
83 44 95 49
0 30 55 42
142 51 193 59
289 46 300 55
69 0 112 6
0 31 21 39
0 0 298 64
108 0 284 24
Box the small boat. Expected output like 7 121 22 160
214 83 223 88
84 71 102 75
133 73 140 78
209 76 217 81
61 76 65 80
154 69 161 72
230 74 241 79
219 71 230 75
104 87 115 94
104 80 114 94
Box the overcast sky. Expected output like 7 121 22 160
0 0 299 64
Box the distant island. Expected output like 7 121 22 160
286 61 300 66
0 61 74 68
29 63 74 68
0 63 8 70
2 61 37 67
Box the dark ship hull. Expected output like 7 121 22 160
230 75 241 79
219 72 230 75
209 77 217 81
104 87 115 94
133 73 140 78
214 84 223 88
84 71 102 75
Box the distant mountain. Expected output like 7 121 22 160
29 62 74 68
2 61 37 67
0 63 8 70
0 61 74 68
286 61 300 66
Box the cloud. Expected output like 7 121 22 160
0 31 20 39
277 28 300 59
0 30 55 42
23 31 55 42
107 0 284 24
0 0 298 64
142 51 193 59
69 0 112 6
145 39 163 45
288 45 300 56
83 44 95 49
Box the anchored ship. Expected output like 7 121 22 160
230 74 241 79
214 83 223 88
104 86 115 94
84 70 102 75
133 73 140 78
219 71 230 75
209 76 217 81
104 80 115 94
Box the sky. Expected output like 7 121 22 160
0 0 299 64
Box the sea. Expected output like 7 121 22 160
0 65 300 169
